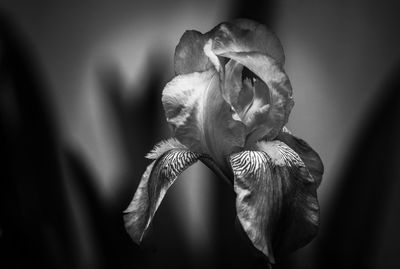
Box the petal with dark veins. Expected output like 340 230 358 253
230 140 319 263
276 132 324 187
123 139 200 243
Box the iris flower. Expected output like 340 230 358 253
124 19 323 264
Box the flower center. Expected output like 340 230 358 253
223 60 271 133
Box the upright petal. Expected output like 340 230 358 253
209 20 292 144
171 20 291 146
162 68 246 168
223 59 271 131
210 19 285 64
230 140 319 263
221 52 294 145
174 30 213 75
174 19 285 76
124 139 200 243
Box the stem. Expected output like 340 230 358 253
199 156 233 187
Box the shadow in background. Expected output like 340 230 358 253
230 0 276 26
0 11 147 269
95 56 197 269
0 11 81 269
315 62 400 269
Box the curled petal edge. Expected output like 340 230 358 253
174 19 285 75
162 68 246 168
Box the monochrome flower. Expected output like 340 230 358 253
124 19 323 264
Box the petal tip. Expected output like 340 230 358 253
123 212 144 244
174 30 213 74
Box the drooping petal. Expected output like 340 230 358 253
230 140 319 263
162 68 246 168
221 52 293 145
277 131 324 187
123 139 200 243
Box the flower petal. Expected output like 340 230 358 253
171 20 291 147
174 30 214 75
221 52 294 145
223 59 270 132
162 68 246 168
210 19 285 64
206 20 292 144
174 19 285 76
276 131 324 187
230 140 319 263
123 139 200 243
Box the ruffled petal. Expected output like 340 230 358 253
162 68 246 168
171 20 291 147
123 139 200 243
220 52 293 145
230 140 319 263
206 20 292 145
276 131 324 187
210 19 285 64
223 59 270 129
174 19 285 76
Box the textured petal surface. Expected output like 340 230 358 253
230 140 319 263
171 19 290 148
209 20 292 144
221 52 293 145
123 140 200 243
223 59 270 128
174 19 285 76
210 19 285 64
277 131 324 187
162 68 246 168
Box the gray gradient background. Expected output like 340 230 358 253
1 0 400 268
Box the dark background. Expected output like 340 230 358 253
1 0 400 268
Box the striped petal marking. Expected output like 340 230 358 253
276 131 324 187
124 140 200 243
230 140 319 263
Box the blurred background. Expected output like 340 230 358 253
1 0 400 268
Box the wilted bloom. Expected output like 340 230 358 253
124 19 323 264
